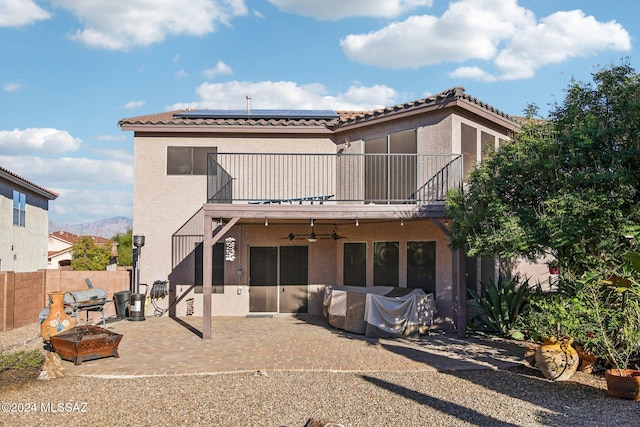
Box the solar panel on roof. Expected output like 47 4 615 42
174 109 339 120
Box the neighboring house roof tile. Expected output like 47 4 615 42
0 166 58 199
49 231 114 245
118 87 518 131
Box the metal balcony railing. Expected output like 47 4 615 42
207 153 463 205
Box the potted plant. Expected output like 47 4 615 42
580 252 640 400
547 260 560 275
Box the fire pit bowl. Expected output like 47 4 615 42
49 325 123 365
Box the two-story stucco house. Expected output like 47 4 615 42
119 87 520 338
0 166 58 272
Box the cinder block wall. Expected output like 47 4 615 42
0 269 130 331
45 269 131 324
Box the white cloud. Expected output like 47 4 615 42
51 0 249 50
490 10 632 81
170 80 399 111
203 61 234 79
0 155 133 187
0 0 51 27
121 100 146 109
267 0 432 20
0 128 81 155
96 134 129 143
340 0 631 81
449 66 497 83
3 80 25 92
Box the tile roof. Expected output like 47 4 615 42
49 230 114 245
0 166 58 199
118 110 342 128
334 86 516 128
118 87 517 131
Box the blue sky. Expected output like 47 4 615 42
0 0 636 225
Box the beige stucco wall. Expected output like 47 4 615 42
0 197 50 273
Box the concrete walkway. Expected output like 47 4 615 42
58 315 528 378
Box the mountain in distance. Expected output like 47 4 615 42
49 216 132 239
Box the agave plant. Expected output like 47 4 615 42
467 275 532 337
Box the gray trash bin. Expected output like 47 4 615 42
114 291 131 318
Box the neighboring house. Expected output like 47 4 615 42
0 166 58 272
119 87 521 338
48 231 119 271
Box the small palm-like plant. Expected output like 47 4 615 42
467 275 531 337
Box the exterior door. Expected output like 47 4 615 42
249 246 308 313
279 246 308 313
249 247 278 312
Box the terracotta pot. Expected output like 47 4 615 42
534 336 579 381
575 345 597 374
605 369 640 400
40 291 75 341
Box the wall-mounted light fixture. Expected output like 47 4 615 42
264 218 268 226
355 218 359 227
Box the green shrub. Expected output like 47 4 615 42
514 290 586 343
0 349 44 372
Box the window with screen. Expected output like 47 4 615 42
343 242 366 286
194 242 224 293
373 241 399 286
167 146 217 175
13 190 26 227
407 241 436 294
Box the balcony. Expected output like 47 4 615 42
207 153 463 205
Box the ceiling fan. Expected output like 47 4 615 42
283 225 346 242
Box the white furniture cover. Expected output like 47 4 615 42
323 285 434 337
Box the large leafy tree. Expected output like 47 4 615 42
446 64 640 275
71 237 112 271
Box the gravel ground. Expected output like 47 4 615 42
1 324 638 427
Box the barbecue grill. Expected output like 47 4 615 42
64 287 110 324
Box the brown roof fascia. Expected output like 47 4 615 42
125 124 335 135
453 97 520 132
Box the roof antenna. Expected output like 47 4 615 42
246 95 251 115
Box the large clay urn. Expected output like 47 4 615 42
534 336 579 381
41 292 75 341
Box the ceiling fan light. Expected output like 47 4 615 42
308 232 317 243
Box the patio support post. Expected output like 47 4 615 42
203 214 213 339
454 249 467 338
